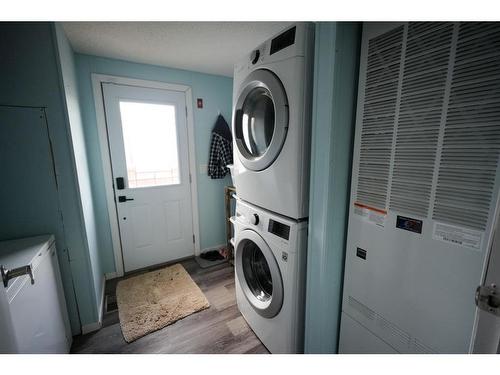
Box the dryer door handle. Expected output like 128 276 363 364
234 109 243 138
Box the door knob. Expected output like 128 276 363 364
118 196 134 203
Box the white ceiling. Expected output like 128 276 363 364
62 22 292 77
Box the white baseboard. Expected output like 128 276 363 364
81 321 101 335
81 275 106 335
105 271 118 280
98 275 105 323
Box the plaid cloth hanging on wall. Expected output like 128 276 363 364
208 114 233 179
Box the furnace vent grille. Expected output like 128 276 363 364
355 22 500 231
389 23 454 217
432 22 500 230
356 26 404 210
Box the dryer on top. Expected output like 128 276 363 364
231 23 315 220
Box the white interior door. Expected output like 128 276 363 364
103 83 194 272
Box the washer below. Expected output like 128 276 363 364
231 198 308 353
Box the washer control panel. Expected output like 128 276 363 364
268 219 290 241
235 199 296 245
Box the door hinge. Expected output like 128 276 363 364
185 106 188 117
192 234 195 243
475 284 500 317
189 173 192 183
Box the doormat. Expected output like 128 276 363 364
116 263 210 343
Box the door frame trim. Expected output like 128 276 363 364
91 73 201 278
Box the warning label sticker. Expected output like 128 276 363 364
353 202 387 228
432 222 483 250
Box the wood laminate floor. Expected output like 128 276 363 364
71 258 269 354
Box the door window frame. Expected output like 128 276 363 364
91 74 200 278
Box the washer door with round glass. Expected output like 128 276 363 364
235 229 284 318
233 69 289 171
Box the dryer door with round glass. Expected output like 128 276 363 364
233 69 289 171
235 229 283 318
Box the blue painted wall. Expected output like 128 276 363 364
54 24 104 328
0 22 103 333
75 54 233 273
304 22 361 353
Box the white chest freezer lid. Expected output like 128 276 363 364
0 235 55 302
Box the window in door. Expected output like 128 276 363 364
119 101 180 188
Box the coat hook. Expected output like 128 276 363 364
217 109 221 116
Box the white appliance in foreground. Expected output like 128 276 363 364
231 23 315 220
231 199 307 353
0 235 72 353
339 22 500 353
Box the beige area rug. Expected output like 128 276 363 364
116 263 210 343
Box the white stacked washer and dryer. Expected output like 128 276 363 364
230 23 315 353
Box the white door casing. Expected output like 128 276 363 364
102 82 195 272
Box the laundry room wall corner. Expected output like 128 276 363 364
0 22 106 335
304 22 362 354
53 23 105 331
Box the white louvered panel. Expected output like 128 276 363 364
356 26 404 209
433 22 500 231
407 21 450 36
389 23 454 217
347 296 436 353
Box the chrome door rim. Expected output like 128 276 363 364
233 69 289 171
235 229 284 318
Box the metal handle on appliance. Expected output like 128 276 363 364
476 284 500 317
1 264 35 288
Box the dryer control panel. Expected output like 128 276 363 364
234 22 314 77
270 26 296 55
